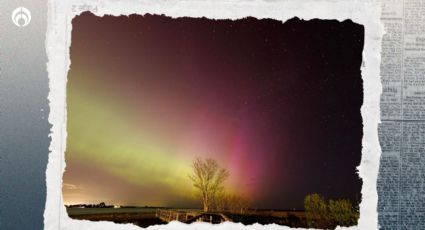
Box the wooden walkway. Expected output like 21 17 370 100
156 209 200 222
156 209 232 223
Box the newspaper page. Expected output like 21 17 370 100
378 0 425 229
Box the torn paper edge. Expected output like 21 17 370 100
44 0 384 229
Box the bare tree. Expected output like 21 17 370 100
188 158 229 212
227 193 251 214
213 191 229 211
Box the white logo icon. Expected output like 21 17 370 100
12 7 31 27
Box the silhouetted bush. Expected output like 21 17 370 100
304 193 358 229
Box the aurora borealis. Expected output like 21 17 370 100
63 12 364 209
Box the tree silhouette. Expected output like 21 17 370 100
328 199 358 226
304 193 358 228
188 157 229 212
304 193 329 228
213 191 251 213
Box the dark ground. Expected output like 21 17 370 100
69 212 166 228
69 210 307 228
69 209 357 229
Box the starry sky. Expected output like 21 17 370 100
63 12 364 210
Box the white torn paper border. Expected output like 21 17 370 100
44 0 383 229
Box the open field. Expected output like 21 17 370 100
67 208 308 228
67 207 158 215
67 208 166 228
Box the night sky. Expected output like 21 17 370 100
63 12 364 210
